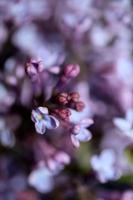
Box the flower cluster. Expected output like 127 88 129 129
28 60 93 149
0 0 133 199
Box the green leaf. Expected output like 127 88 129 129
124 145 133 166
76 143 92 172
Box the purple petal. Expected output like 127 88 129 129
100 149 115 165
71 134 80 148
44 115 59 129
90 155 101 170
48 66 61 74
28 166 54 193
113 118 131 131
126 109 133 123
31 109 39 123
47 159 63 172
55 152 70 165
35 121 46 134
81 118 94 128
27 64 37 77
75 128 92 142
38 107 49 115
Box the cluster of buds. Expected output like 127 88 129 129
26 59 93 154
55 92 85 112
26 59 86 129
26 59 93 151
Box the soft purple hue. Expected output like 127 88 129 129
31 107 59 134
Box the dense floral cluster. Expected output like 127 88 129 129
0 0 133 199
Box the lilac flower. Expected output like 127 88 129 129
0 0 53 25
90 25 112 47
121 191 133 200
0 84 15 112
26 59 44 80
28 163 54 193
0 118 15 147
34 139 70 172
113 109 133 139
4 57 25 86
31 107 59 134
90 149 121 183
47 151 70 172
13 24 65 68
71 118 93 148
55 0 91 40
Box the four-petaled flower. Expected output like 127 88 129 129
90 149 121 183
71 118 93 148
113 109 133 139
31 107 59 134
28 163 55 193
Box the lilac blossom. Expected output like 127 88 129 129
4 57 25 86
13 24 65 68
0 0 53 25
121 191 133 200
26 59 44 80
71 117 93 148
46 151 70 172
34 139 70 172
113 109 133 139
28 163 55 193
0 118 15 147
0 84 15 112
31 107 59 134
55 0 91 40
90 149 121 183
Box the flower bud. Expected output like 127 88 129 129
68 92 80 102
56 93 68 105
54 108 71 121
26 59 44 79
75 101 85 112
63 64 80 79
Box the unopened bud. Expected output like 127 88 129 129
54 108 71 121
75 101 85 112
68 92 80 102
56 93 68 105
26 59 44 79
55 64 80 91
63 64 80 79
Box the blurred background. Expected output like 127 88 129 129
0 0 133 199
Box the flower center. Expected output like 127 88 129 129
37 114 43 121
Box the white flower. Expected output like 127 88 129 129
113 109 133 139
0 84 15 111
31 107 59 134
47 151 70 172
90 149 121 183
71 118 93 148
28 164 54 193
0 118 15 147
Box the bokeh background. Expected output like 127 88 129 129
0 0 133 199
